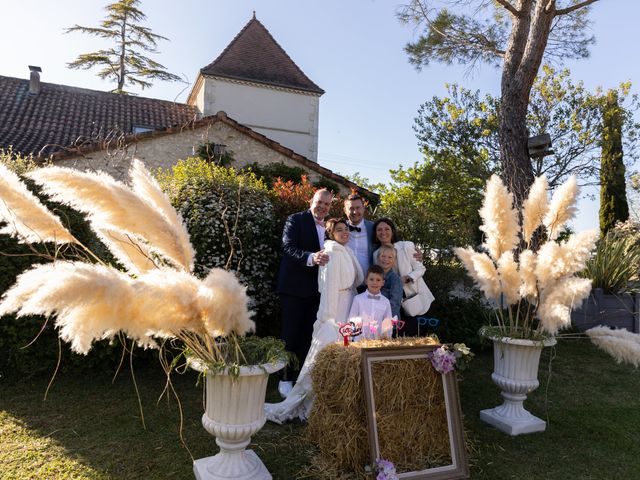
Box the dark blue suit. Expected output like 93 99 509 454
277 210 322 380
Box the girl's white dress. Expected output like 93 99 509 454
265 240 363 424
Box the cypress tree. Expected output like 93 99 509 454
66 0 181 94
599 90 629 235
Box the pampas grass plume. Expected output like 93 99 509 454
518 249 538 301
497 251 520 306
0 262 254 355
522 175 549 245
544 175 579 240
479 175 520 261
470 252 501 303
454 247 479 280
201 268 255 336
28 166 194 272
94 228 156 274
587 326 640 367
537 277 592 334
129 159 195 271
0 163 76 244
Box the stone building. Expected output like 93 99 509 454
0 16 368 195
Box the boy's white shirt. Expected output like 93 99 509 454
348 289 392 340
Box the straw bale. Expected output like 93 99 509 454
307 337 448 479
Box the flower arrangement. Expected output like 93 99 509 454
364 458 399 480
0 159 286 373
454 174 598 340
427 343 474 374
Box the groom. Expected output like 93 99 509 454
276 189 332 398
343 193 374 288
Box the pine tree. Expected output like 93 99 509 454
599 90 629 235
397 0 600 206
66 0 181 94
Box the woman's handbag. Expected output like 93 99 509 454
402 293 425 317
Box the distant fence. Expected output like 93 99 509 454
571 288 640 333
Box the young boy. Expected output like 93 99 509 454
376 244 404 320
348 265 393 340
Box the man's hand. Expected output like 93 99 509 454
313 250 330 266
413 248 424 262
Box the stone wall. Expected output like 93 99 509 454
54 121 350 194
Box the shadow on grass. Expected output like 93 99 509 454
1 341 639 479
0 363 310 479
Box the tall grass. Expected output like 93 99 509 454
581 230 640 294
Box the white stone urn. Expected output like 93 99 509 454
480 336 556 436
192 360 285 480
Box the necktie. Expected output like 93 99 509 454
367 294 380 300
348 224 361 232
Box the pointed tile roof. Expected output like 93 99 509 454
200 15 324 95
0 74 198 157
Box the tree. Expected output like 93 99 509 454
414 67 639 191
66 0 181 94
599 90 629 235
398 0 600 205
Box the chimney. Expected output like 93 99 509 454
28 65 42 95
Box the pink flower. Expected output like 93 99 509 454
428 346 456 374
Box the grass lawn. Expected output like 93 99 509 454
1 339 639 479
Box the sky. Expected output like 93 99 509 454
2 0 639 232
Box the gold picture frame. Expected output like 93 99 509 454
361 345 469 479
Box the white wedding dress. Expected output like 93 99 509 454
265 240 363 424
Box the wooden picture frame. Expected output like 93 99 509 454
361 345 469 479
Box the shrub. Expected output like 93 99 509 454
427 293 494 350
271 175 345 229
242 161 306 186
580 220 640 294
158 158 280 336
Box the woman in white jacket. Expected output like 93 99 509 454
372 217 435 336
266 218 363 423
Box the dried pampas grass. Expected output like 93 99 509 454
129 159 195 270
522 175 548 245
470 252 501 303
0 262 255 355
28 166 194 272
587 326 640 367
497 251 520 306
544 175 579 240
94 227 157 274
456 174 597 338
479 175 520 261
537 277 592 334
518 249 538 301
0 163 76 244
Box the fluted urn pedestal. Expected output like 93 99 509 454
480 336 556 436
193 361 285 480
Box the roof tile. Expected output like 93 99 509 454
0 74 198 157
200 16 324 94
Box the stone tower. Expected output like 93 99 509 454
187 15 324 161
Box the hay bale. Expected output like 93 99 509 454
307 337 442 478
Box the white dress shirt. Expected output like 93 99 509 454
347 219 369 276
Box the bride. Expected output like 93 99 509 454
265 218 363 423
